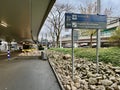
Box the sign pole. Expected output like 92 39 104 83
71 28 74 80
96 30 99 74
96 0 101 74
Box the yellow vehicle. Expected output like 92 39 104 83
22 44 35 53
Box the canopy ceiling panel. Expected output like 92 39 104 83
0 0 55 42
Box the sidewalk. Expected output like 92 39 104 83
0 57 61 90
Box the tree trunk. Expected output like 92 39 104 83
90 34 93 48
56 35 60 48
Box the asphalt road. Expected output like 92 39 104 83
0 58 61 90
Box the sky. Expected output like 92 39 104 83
38 0 120 41
56 0 120 8
56 0 120 16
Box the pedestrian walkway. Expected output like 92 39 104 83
0 57 61 90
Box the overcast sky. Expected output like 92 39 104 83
56 0 120 8
57 0 120 16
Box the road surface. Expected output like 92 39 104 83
0 57 61 90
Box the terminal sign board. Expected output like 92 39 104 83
65 13 107 29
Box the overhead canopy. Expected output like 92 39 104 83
0 0 55 43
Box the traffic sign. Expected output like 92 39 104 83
65 13 107 80
65 13 107 29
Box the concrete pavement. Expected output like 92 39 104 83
0 57 61 90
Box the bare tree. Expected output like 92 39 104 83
47 3 74 47
45 24 55 46
110 26 120 47
78 1 97 47
78 0 112 47
104 8 112 16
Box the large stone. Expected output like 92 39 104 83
115 70 120 74
65 85 71 90
89 85 96 90
83 85 89 90
109 76 116 82
103 75 107 79
80 80 87 85
63 54 71 60
100 79 113 86
106 70 113 75
118 85 120 90
71 85 77 90
112 67 120 70
106 86 114 90
116 78 120 84
111 83 118 90
53 54 59 59
76 64 81 68
70 81 74 87
87 72 94 78
88 78 97 85
74 76 80 83
116 74 120 77
96 76 103 80
96 85 105 90
74 83 80 88
107 63 113 69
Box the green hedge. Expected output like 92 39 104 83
50 47 120 66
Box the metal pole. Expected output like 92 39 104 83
71 28 74 80
96 0 101 74
46 33 47 47
97 0 100 14
97 0 101 48
96 30 99 74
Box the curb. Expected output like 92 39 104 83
48 59 65 90
4 57 18 61
16 56 40 60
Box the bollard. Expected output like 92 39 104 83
41 51 47 60
7 50 10 60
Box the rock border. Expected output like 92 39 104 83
47 50 120 90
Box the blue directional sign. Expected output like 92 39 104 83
65 13 107 29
